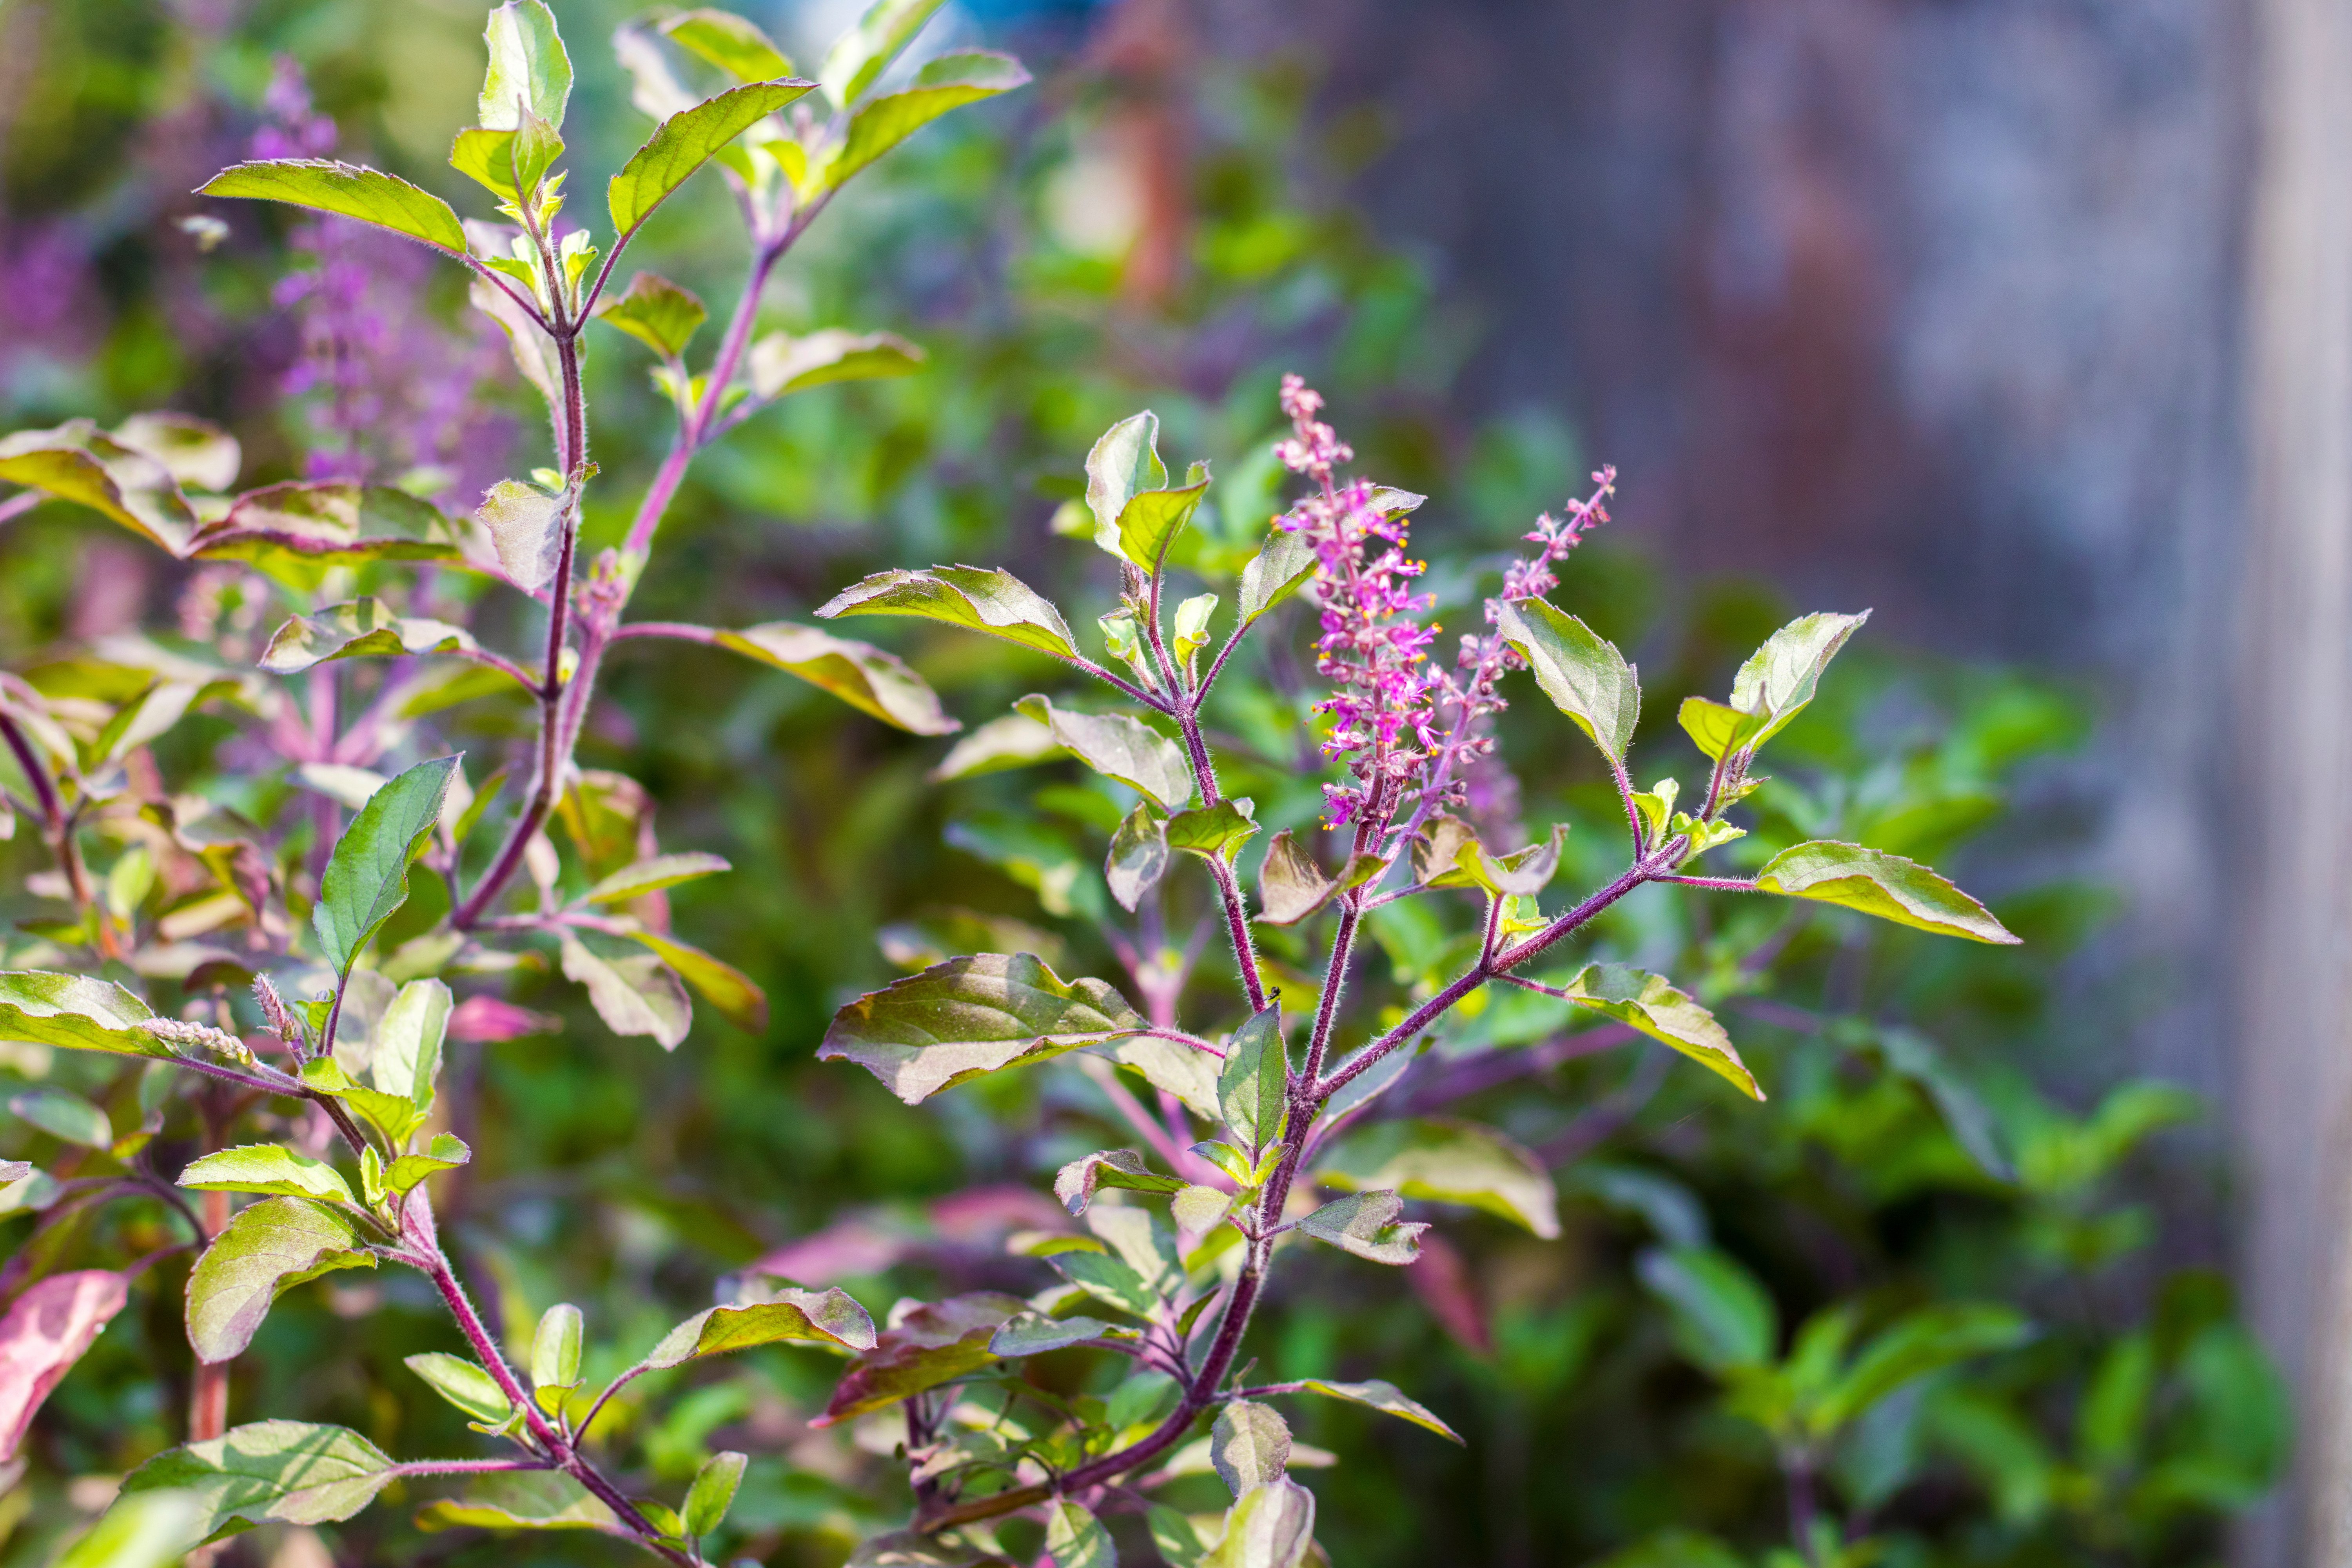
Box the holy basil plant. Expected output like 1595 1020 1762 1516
0 2 1020 1561
785 378 2021 1561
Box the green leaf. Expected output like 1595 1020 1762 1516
1150 1504 1212 1568
386 1133 470 1197
370 978 450 1109
1494 597 1640 766
0 420 199 552
478 0 572 130
818 565 1078 662
745 328 924 399
192 482 485 589
1235 531 1316 630
298 1059 427 1152
1172 592 1218 673
1637 1245 1777 1373
259 599 483 677
198 161 466 256
990 1312 1111 1356
1315 1118 1559 1238
1014 695 1190 809
684 1450 747 1539
414 1472 618 1533
584 852 731 905
53 1487 200 1568
560 930 690 1049
1054 1248 1158 1317
111 412 240 492
1105 801 1170 914
474 477 567 595
531 1303 584 1395
1108 1368 1182 1431
1218 1003 1287 1153
404 1352 513 1426
116 1421 395 1535
609 81 813 240
1675 697 1749 764
717 622 958 735
1722 611 1869 755
312 757 460 981
185 1198 377 1363
1224 1488 1349 1568
1295 1191 1426 1266
815 1292 1025 1426
1085 411 1167 551
1166 799 1260 862
1813 1303 2029 1435
828 50 1031 189
820 953 1147 1103
177 1145 354 1206
927 711 1061 781
1255 831 1384 926
1211 1401 1291 1497
1116 472 1212 577
447 125 561 200
644 1287 878 1368
7 1087 112 1149
613 924 768 1033
661 9 793 80
819 0 949 107
592 272 706 359
1056 1148 1185 1215
1294 1379 1462 1443
1553 964 1762 1100
1045 1500 1115 1568
1753 840 2019 944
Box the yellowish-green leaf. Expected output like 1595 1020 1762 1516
112 412 240 492
478 0 572 131
584 853 731 905
745 328 924 399
1315 1118 1559 1238
199 161 466 256
560 930 690 1049
1296 1378 1463 1443
178 1144 354 1206
405 1352 512 1426
116 1421 396 1535
717 621 958 735
818 565 1078 661
661 9 793 80
1495 596 1640 766
415 1472 617 1534
0 972 162 1057
185 1198 377 1363
259 599 484 677
828 50 1031 189
644 1286 878 1368
1553 963 1762 1100
819 0 949 107
609 80 813 240
1754 840 2018 944
591 272 705 359
0 420 199 553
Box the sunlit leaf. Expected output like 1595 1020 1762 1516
1295 1191 1426 1266
814 1292 1025 1426
478 0 572 130
259 599 486 677
609 80 813 240
117 1420 396 1536
0 420 199 552
415 1471 618 1534
1294 1378 1462 1443
819 953 1147 1103
185 1199 377 1363
584 853 730 905
819 565 1078 662
1014 694 1190 809
819 0 949 107
177 1144 354 1206
1753 840 2018 944
717 622 958 735
661 8 793 80
560 930 690 1049
1551 964 1762 1100
827 50 1030 189
1211 1401 1291 1497
591 272 706 359
1056 1148 1186 1215
1495 596 1640 767
312 756 461 980
112 412 240 492
1314 1118 1559 1238
0 972 164 1058
405 1352 512 1426
644 1287 878 1368
745 328 924 399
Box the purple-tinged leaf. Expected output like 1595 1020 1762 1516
1294 1378 1463 1443
1056 1149 1185 1216
644 1287 877 1368
819 953 1148 1103
1295 1191 1427 1266
814 1292 1025 1426
0 1270 130 1459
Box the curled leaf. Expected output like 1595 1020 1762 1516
820 953 1147 1103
